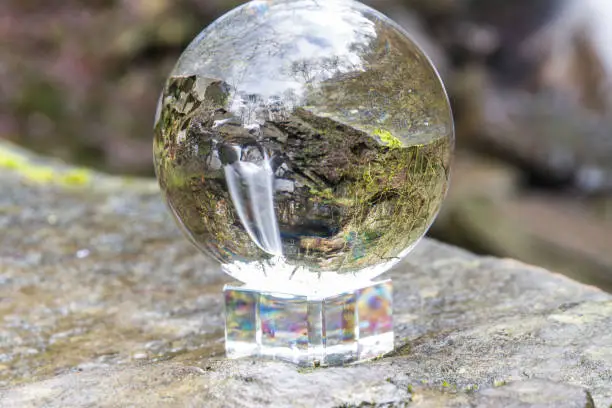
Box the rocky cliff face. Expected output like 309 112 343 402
0 142 610 407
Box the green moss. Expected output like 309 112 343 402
335 137 449 270
60 169 92 186
385 342 410 357
493 380 507 387
374 129 402 149
22 166 56 183
0 148 28 169
309 187 334 200
0 145 92 187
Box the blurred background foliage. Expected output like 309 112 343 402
1 0 611 291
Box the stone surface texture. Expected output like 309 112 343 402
0 142 611 407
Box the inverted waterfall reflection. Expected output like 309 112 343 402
223 145 283 256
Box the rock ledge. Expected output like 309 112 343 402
0 142 610 407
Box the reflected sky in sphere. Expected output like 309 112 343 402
175 1 375 95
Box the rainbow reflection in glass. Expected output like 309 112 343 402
224 280 392 366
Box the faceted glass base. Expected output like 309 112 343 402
224 280 393 366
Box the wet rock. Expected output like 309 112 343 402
274 179 295 193
0 142 611 407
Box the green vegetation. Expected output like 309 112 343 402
493 380 508 387
309 187 334 201
337 136 449 271
374 129 403 149
0 145 92 187
465 384 479 392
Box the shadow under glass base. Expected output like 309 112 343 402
224 279 393 366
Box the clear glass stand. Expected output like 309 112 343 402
224 279 393 366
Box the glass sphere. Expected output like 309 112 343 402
154 0 454 291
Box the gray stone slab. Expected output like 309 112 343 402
0 142 610 407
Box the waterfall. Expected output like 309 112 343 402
224 147 283 256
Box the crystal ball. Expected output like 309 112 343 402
154 0 454 291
